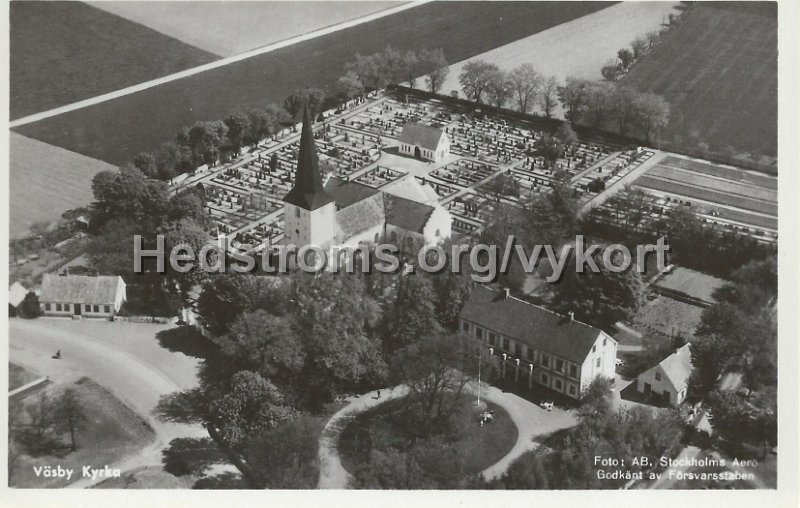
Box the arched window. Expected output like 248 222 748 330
435 229 440 237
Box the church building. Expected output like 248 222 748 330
282 108 452 250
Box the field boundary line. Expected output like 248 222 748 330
9 1 430 128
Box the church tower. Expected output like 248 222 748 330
283 106 336 247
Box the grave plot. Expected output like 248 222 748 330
572 148 651 201
447 115 535 163
415 176 459 200
231 213 285 251
428 159 497 190
446 192 495 231
316 125 382 177
355 165 406 188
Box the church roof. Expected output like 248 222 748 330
383 176 440 205
283 106 335 211
384 194 435 233
324 176 380 209
336 194 386 239
398 123 445 150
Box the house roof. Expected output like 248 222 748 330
324 176 380 209
384 194 435 234
40 274 124 305
9 282 28 307
283 106 335 211
655 267 727 305
398 123 445 150
655 343 693 393
460 285 609 364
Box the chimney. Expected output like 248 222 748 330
568 311 575 322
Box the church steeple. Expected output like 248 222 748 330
283 105 335 210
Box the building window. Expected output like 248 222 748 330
603 337 607 346
569 384 577 396
569 364 578 378
555 359 564 372
655 371 662 381
104 305 111 313
85 304 91 312
502 338 510 351
435 229 440 237
514 343 522 357
475 327 483 339
488 333 496 346
374 233 380 243
541 373 549 385
461 322 470 332
526 348 534 361
93 305 100 313
56 303 62 311
554 379 563 391
295 208 300 218
592 345 596 353
541 353 549 367
596 358 601 368
45 303 51 311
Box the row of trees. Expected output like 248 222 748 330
457 61 559 118
339 45 450 98
600 30 664 82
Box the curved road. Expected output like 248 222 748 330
317 382 578 488
9 318 208 488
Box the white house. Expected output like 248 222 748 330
636 343 693 406
397 123 450 163
9 282 29 316
459 285 618 399
39 274 126 318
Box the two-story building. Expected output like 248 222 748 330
459 285 618 399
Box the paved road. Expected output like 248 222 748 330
9 2 428 128
317 381 577 488
9 318 208 488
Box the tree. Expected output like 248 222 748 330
27 392 55 438
534 134 565 168
557 77 590 123
402 50 420 88
617 48 635 70
210 370 296 446
458 60 499 103
555 121 578 147
337 70 365 100
419 48 449 93
284 88 325 128
90 165 169 230
383 272 441 353
600 60 621 82
154 141 188 180
538 76 559 118
53 388 86 451
509 63 542 113
484 173 521 202
185 120 229 167
197 274 290 336
485 69 514 109
631 36 648 58
377 45 403 85
609 84 639 135
18 291 42 318
224 112 251 154
584 81 613 130
132 152 157 178
634 92 670 143
578 377 613 417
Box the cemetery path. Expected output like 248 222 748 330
316 381 577 488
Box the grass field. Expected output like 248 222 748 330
90 1 404 57
622 3 777 156
14 1 611 166
10 1 217 119
10 377 155 488
9 363 39 391
10 133 115 238
439 2 677 99
646 165 777 203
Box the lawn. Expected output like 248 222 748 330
9 133 115 239
90 1 405 57
621 3 777 157
14 1 612 166
9 363 39 391
9 377 156 488
339 396 518 487
10 1 217 119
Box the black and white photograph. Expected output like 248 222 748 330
2 0 797 504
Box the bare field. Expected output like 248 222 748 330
622 3 777 156
90 1 405 57
438 1 679 105
9 133 115 238
659 156 777 190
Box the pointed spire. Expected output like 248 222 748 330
283 104 335 210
